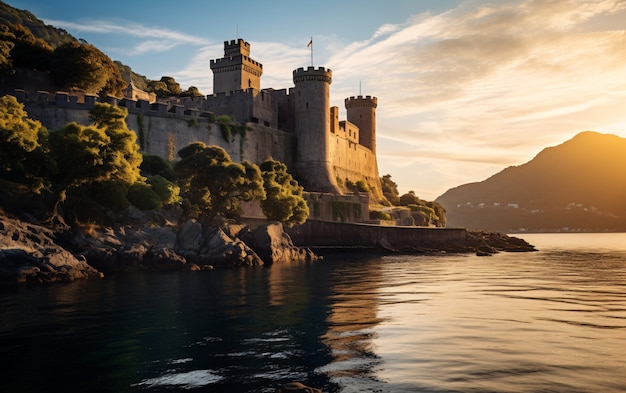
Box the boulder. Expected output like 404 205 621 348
0 215 102 284
175 220 263 268
240 223 318 264
66 223 186 273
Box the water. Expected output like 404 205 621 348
1 233 626 392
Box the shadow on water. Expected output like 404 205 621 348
0 253 392 393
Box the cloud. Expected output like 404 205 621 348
45 18 209 55
314 0 626 198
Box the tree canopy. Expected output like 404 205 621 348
147 76 183 97
259 158 309 226
381 174 400 205
50 42 125 96
175 143 265 220
0 95 51 192
49 103 142 193
0 23 52 71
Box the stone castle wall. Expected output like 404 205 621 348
11 86 381 200
285 220 467 249
15 90 294 166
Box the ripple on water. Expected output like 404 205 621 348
132 369 222 389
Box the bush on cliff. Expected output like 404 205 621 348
259 158 309 227
381 174 400 205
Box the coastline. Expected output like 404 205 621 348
0 208 536 286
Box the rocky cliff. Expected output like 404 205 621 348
0 208 318 285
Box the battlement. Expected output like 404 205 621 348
293 67 332 84
224 38 250 57
12 89 217 121
293 66 332 74
210 55 263 70
345 95 378 108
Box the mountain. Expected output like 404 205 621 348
1 1 142 88
0 1 76 48
436 131 626 232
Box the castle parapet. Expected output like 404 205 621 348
293 67 332 84
85 94 96 108
345 95 378 108
102 96 119 106
169 105 185 118
151 102 168 114
137 99 150 112
210 55 263 71
224 38 250 57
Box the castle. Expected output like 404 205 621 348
8 38 382 202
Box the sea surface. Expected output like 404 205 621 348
1 233 626 392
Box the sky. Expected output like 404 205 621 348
6 0 626 200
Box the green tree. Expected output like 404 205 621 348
381 174 400 205
49 103 142 198
127 182 162 211
88 103 142 184
259 158 309 226
0 24 53 71
147 76 182 97
399 190 420 206
181 85 203 97
50 42 125 96
160 76 182 96
0 40 14 75
140 154 176 181
0 95 51 193
175 143 265 220
147 175 181 206
426 201 447 227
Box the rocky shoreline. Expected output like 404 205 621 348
0 208 535 286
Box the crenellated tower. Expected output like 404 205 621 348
293 66 341 193
345 95 378 154
210 39 263 93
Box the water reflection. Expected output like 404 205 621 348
317 255 386 390
2 236 626 392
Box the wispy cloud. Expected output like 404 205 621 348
45 18 209 55
310 0 626 197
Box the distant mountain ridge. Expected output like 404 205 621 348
0 1 76 48
0 1 146 87
436 131 626 232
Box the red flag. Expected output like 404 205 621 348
307 38 312 47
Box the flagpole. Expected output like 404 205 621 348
310 36 313 67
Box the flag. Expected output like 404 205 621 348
307 38 312 47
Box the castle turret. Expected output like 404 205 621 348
293 66 340 193
210 39 263 93
345 95 378 154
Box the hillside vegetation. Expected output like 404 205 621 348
436 131 626 232
0 1 76 48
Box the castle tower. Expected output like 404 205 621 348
345 95 378 154
293 66 341 194
210 39 263 94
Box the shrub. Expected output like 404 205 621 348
147 175 181 206
127 182 162 210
